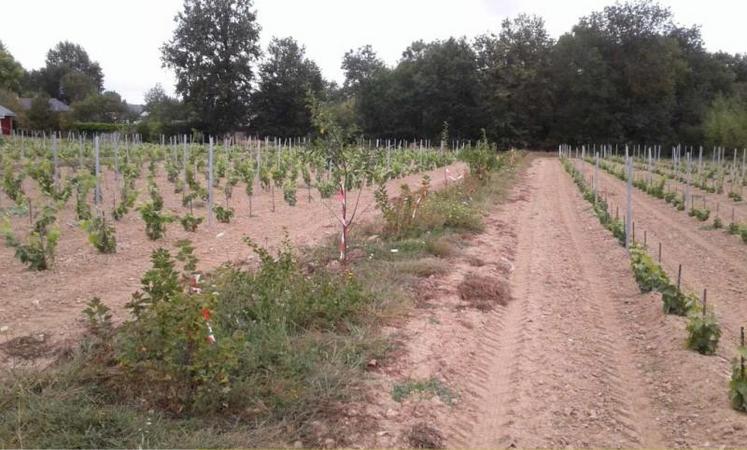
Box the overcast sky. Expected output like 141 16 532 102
2 0 745 104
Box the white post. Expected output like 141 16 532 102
52 133 59 189
208 137 214 226
625 147 633 250
94 136 101 206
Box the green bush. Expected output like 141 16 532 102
686 310 721 355
138 203 173 240
213 205 234 223
2 206 60 270
108 239 371 416
179 213 203 232
629 245 670 293
82 215 116 254
661 284 698 316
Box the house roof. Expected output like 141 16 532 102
0 104 16 118
19 97 72 113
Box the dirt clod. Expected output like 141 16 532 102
406 422 444 449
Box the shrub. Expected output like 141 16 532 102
661 284 697 316
179 213 203 232
110 239 371 416
213 205 234 223
138 203 173 240
82 215 116 254
460 131 500 181
629 245 670 292
688 207 710 221
2 206 60 270
686 309 721 355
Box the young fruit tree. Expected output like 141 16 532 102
308 95 372 263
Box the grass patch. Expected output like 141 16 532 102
394 257 450 278
457 273 511 311
391 377 456 405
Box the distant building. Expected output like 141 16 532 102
19 97 72 113
0 104 16 135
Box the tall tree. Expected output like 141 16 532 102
0 41 25 93
475 14 554 147
251 37 324 137
28 41 104 102
162 0 261 134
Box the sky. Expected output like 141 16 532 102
2 0 746 104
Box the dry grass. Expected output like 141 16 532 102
457 273 511 311
394 257 450 278
425 235 460 258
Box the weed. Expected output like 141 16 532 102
392 377 456 405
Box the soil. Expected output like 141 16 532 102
350 157 746 448
0 162 466 358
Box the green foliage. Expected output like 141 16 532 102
112 239 370 415
175 239 198 273
161 0 261 134
81 214 116 254
728 191 743 202
2 162 25 203
213 205 234 223
686 309 721 355
2 206 60 270
179 213 203 232
629 245 670 293
461 131 499 180
661 284 698 316
713 216 723 229
282 179 297 206
138 202 173 240
688 207 710 221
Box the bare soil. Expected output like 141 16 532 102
352 157 746 448
0 162 465 357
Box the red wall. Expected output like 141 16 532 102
0 117 12 135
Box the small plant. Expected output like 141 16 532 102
686 296 721 355
138 203 173 240
82 214 117 254
688 207 710 221
2 206 60 270
82 297 114 354
282 179 297 206
729 328 747 412
713 216 723 229
728 191 743 202
661 284 697 316
180 213 203 232
175 239 198 276
2 162 25 204
629 245 669 293
213 205 234 223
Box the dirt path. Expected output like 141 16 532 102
0 163 465 351
360 157 746 448
580 158 747 358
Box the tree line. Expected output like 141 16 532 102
1 0 745 148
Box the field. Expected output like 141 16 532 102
1 140 746 448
